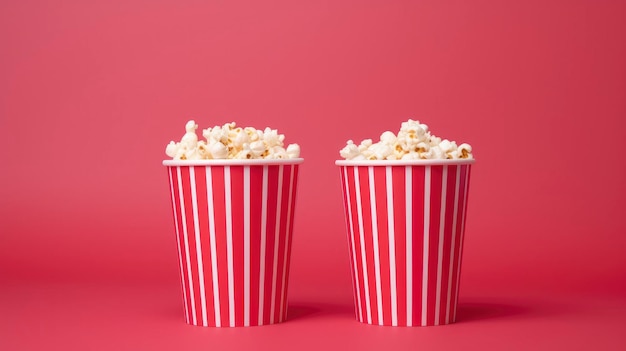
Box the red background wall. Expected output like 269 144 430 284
1 0 625 349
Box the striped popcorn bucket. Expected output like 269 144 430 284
164 159 303 327
336 159 474 326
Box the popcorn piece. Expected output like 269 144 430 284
286 144 301 159
165 141 179 158
339 119 473 160
370 143 393 160
339 140 360 160
180 120 199 150
458 143 473 159
250 140 266 157
380 131 396 144
358 139 373 152
401 152 421 160
209 141 228 159
267 146 288 159
430 146 446 159
166 120 301 160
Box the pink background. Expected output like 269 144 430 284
1 0 625 349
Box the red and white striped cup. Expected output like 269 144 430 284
336 159 474 326
164 159 303 327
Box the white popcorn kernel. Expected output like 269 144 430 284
447 150 458 159
458 143 473 159
393 148 405 159
185 120 197 133
202 127 212 140
371 143 393 160
234 145 252 159
231 129 249 148
380 131 396 144
430 146 446 159
415 142 430 152
263 128 284 148
196 141 211 159
286 143 301 158
438 139 454 154
360 149 375 160
358 139 373 152
340 140 360 160
209 141 228 159
174 147 187 160
165 141 179 158
249 140 266 157
419 148 434 159
266 146 288 159
205 126 229 145
180 120 199 150
401 152 420 160
244 127 260 141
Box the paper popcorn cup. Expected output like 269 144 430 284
336 159 474 326
164 159 303 327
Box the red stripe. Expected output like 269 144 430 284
341 167 360 321
210 166 230 326
391 166 407 326
193 166 215 326
179 167 202 325
373 167 391 325
282 165 299 321
411 166 425 326
230 166 245 326
169 167 191 324
262 166 279 324
346 167 367 322
454 165 472 321
426 166 443 326
439 165 457 325
358 166 380 325
248 166 264 326
273 166 291 322
450 165 468 322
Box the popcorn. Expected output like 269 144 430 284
286 144 301 159
165 120 301 160
209 141 228 159
340 141 360 160
339 119 473 160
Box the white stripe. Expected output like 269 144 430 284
169 167 190 324
405 166 412 326
453 166 470 322
189 167 208 326
224 166 235 327
206 166 221 327
270 165 284 324
386 167 398 326
279 165 296 322
368 167 384 325
258 166 269 325
354 166 372 324
434 166 447 325
422 166 431 326
177 166 197 325
343 166 363 322
446 166 461 324
244 166 251 326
